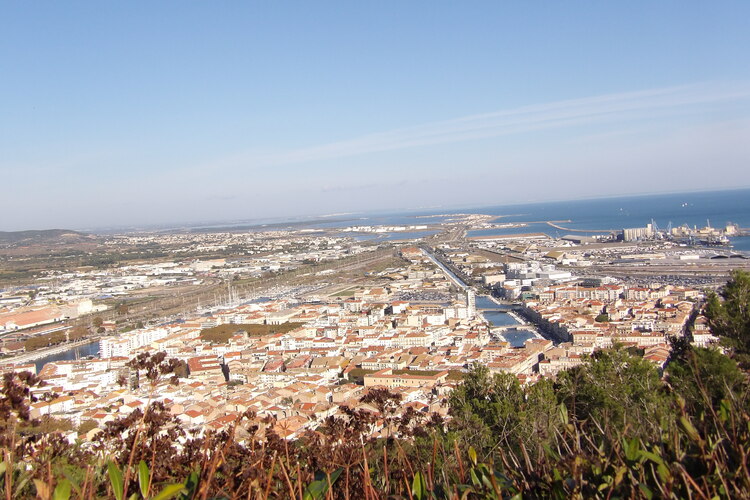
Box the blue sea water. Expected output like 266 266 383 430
292 189 750 249
455 188 750 253
485 189 749 229
305 188 749 251
324 189 746 227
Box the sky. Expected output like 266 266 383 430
1 1 749 231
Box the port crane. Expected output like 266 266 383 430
650 219 664 240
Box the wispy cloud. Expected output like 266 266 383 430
246 81 750 167
156 80 750 187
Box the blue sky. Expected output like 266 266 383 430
1 1 749 230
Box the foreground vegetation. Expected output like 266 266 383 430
1 271 749 498
345 368 466 384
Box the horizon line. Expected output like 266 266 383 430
5 185 748 234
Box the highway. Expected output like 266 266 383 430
419 247 468 290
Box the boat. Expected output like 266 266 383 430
699 235 730 246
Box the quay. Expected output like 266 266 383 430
492 324 537 333
546 221 614 233
0 339 98 366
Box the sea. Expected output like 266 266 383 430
464 188 750 253
303 188 750 253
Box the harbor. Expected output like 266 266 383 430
0 339 100 373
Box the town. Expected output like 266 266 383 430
2 215 746 443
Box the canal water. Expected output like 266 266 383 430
34 342 100 373
476 296 536 347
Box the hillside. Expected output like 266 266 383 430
0 229 90 245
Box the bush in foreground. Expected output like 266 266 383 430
1 343 748 498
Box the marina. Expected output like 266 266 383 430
32 341 99 373
0 340 100 373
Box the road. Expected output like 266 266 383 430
419 247 468 290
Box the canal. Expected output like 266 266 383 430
476 296 538 347
34 342 100 373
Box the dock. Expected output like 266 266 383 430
546 221 615 234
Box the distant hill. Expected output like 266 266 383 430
0 229 90 244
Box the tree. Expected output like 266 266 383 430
69 325 88 340
35 415 73 433
666 347 749 417
360 387 403 438
448 364 525 452
361 387 402 416
92 316 103 328
555 345 670 439
705 269 750 366
77 419 98 436
280 396 295 407
172 359 189 379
